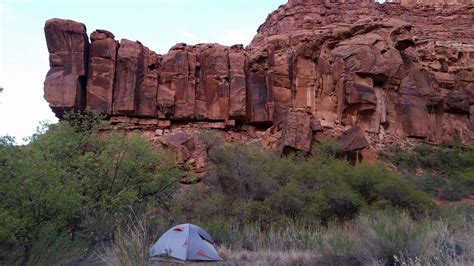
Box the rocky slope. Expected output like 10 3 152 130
43 0 473 169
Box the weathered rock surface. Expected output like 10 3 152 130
113 39 144 115
44 18 89 116
87 30 117 114
138 47 159 117
157 43 191 119
281 108 315 152
195 44 230 121
159 130 194 164
229 45 247 120
44 0 474 163
337 126 370 154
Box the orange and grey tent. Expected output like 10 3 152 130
149 224 222 261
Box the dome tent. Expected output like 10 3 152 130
149 223 222 261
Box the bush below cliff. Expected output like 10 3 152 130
381 144 474 201
0 112 180 264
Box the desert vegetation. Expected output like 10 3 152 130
0 112 472 265
381 143 474 201
0 111 180 264
109 207 472 265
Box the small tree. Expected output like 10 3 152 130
0 111 181 264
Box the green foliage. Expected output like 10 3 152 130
26 224 89 266
0 111 180 264
313 138 340 158
63 108 106 133
172 136 435 229
197 129 224 159
439 180 469 201
374 178 435 217
203 219 235 245
386 144 474 201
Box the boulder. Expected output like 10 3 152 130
160 130 192 148
160 131 194 164
345 78 377 107
337 126 369 154
281 108 313 153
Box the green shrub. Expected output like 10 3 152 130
304 186 364 223
386 144 474 201
183 139 437 228
313 138 340 158
374 177 435 217
439 180 469 201
203 219 236 245
456 168 474 193
208 143 291 200
344 164 385 202
0 111 180 264
417 174 446 196
264 182 305 218
234 200 281 227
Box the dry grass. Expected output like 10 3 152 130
98 209 473 266
215 209 473 265
99 213 158 266
218 247 317 265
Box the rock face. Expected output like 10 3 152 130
113 39 142 115
87 30 117 114
44 19 89 116
44 0 474 157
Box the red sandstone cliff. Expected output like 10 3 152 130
43 0 474 163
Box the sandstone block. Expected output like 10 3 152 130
44 19 89 117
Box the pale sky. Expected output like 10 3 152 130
0 0 287 142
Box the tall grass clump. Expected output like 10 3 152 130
100 213 157 266
208 209 473 265
351 209 473 265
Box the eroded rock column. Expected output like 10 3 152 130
86 30 117 114
44 19 89 117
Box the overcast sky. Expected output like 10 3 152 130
0 0 288 142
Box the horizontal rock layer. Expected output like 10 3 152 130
43 0 474 152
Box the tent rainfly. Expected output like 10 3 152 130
149 223 223 261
